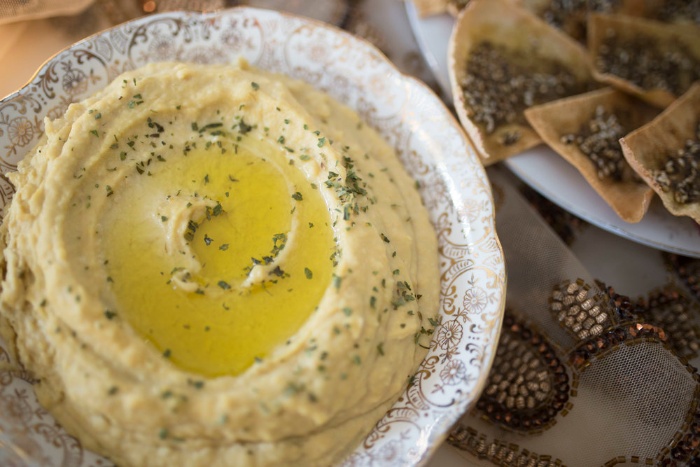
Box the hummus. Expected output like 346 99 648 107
0 62 440 466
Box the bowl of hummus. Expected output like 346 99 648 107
0 7 505 467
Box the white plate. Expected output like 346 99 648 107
0 7 505 466
405 2 700 259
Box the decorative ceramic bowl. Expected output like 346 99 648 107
0 7 505 466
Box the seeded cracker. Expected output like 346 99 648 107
588 13 700 108
525 88 658 222
448 0 595 165
620 83 700 223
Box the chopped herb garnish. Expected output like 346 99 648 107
271 233 287 256
198 122 223 134
184 220 199 242
104 310 117 320
269 266 287 278
238 118 253 135
304 267 313 279
187 379 205 389
251 82 260 90
212 202 223 216
128 94 144 108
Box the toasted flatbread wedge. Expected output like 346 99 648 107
525 0 652 41
514 0 623 42
620 83 700 223
589 14 700 108
446 0 472 17
640 0 700 25
412 0 449 17
448 0 595 165
525 88 658 222
444 0 644 41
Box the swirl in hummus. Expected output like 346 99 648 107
0 61 439 466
